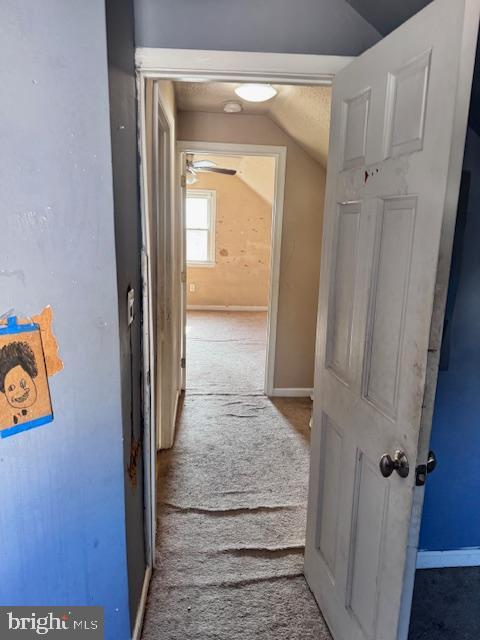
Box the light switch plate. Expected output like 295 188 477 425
127 288 135 326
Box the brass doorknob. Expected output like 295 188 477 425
379 450 410 479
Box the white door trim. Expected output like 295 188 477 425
186 305 269 312
137 75 156 571
177 140 287 396
135 48 353 85
270 388 314 398
135 49 352 633
131 565 152 640
154 85 176 452
137 77 176 576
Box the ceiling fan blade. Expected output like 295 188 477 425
198 167 237 175
192 160 217 169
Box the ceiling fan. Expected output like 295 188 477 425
186 154 237 180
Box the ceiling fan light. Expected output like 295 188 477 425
234 83 277 103
186 173 198 185
223 101 243 113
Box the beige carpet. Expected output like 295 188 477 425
142 312 330 639
186 311 268 394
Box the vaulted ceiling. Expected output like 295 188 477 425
190 154 276 205
177 0 479 155
345 0 432 35
175 82 332 167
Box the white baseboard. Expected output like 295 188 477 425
159 388 182 451
173 388 181 424
270 387 314 397
187 305 268 312
416 547 480 569
132 565 152 640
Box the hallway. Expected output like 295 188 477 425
142 311 331 639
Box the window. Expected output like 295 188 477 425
186 189 216 265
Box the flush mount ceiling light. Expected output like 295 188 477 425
234 83 277 103
223 101 243 113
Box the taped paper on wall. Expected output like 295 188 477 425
0 317 54 438
30 306 63 377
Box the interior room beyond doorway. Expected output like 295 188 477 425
184 150 276 392
177 79 333 396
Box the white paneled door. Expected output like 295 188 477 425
304 1 480 639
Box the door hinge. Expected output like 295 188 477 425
180 174 187 188
181 270 187 283
415 450 437 486
181 357 186 369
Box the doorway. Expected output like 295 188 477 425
137 5 479 634
183 150 274 393
139 67 335 640
178 143 285 395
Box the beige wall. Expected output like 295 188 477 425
178 112 326 389
187 171 272 307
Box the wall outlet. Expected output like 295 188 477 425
189 283 196 292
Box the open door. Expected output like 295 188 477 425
304 1 480 639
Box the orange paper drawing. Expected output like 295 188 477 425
0 316 53 438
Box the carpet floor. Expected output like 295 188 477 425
186 311 268 394
141 312 470 639
142 312 331 639
409 566 480 640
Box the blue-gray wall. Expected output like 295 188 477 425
105 0 146 628
134 0 380 55
345 0 431 36
419 127 480 552
0 2 130 638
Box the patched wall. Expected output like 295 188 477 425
187 172 273 308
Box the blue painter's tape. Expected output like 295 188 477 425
0 414 54 439
0 316 39 336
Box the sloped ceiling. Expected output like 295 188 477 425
191 154 276 205
345 0 432 35
134 0 381 56
175 82 332 167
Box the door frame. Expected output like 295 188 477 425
153 82 175 452
136 45 353 394
177 140 287 395
138 77 175 563
135 47 353 639
134 73 155 640
135 48 353 84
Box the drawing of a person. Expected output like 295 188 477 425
0 342 38 424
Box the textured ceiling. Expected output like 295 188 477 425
175 82 332 166
190 154 276 205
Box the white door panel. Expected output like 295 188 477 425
305 1 480 639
